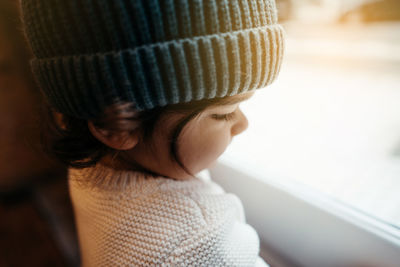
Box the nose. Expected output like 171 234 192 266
231 108 248 137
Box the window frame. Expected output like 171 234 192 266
209 159 400 267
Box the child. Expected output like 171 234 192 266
20 0 284 266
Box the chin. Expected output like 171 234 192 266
195 159 219 174
208 160 218 169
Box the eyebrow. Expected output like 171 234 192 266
215 91 254 106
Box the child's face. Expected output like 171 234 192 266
123 92 254 180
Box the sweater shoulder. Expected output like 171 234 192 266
69 166 244 225
69 166 255 266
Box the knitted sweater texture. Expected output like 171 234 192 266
69 165 268 266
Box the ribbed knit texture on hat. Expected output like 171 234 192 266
21 0 285 119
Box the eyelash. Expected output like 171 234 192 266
211 111 236 121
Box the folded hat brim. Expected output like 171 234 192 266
32 24 285 119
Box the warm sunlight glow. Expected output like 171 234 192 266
223 0 400 229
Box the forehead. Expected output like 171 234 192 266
214 91 255 107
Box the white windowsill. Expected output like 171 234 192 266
209 157 400 267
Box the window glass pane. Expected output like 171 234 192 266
223 0 400 230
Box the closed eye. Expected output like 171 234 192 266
211 111 236 121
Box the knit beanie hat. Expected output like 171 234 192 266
21 0 285 119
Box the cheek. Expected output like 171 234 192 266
179 122 232 173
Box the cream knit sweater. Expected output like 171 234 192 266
69 164 269 266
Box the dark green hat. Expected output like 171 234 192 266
21 0 285 119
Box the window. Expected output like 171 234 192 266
211 0 400 265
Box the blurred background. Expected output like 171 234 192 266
1 0 399 266
0 1 78 266
225 0 400 237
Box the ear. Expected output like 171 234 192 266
88 121 139 150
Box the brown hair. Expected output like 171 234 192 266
43 92 252 176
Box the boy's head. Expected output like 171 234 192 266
20 0 285 179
